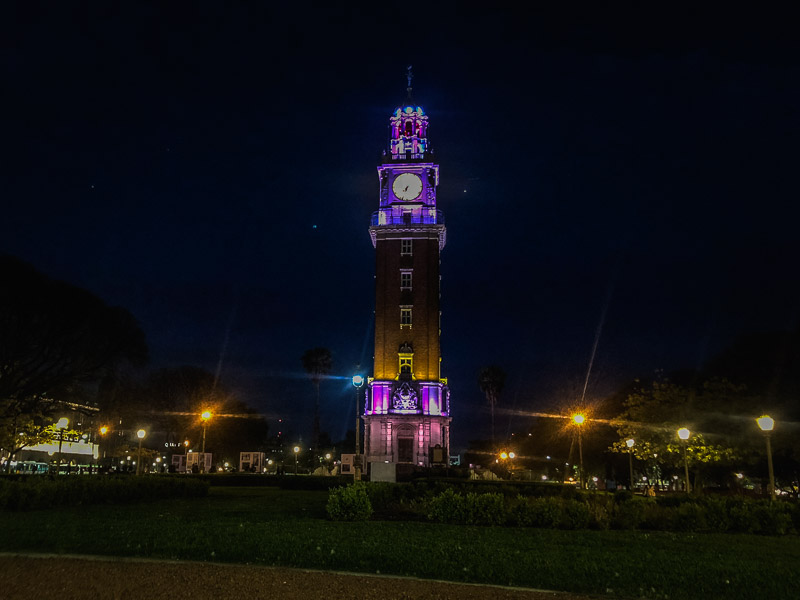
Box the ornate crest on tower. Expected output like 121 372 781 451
391 381 419 411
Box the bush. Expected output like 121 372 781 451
511 496 562 528
751 502 792 536
0 475 208 511
427 488 467 524
671 503 707 532
427 489 506 526
326 483 373 521
465 492 506 526
699 497 730 533
611 497 646 530
560 499 591 530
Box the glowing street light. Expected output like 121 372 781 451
756 415 776 501
136 429 146 476
352 374 364 482
572 413 586 489
625 438 635 491
201 411 212 455
677 427 691 493
293 445 300 475
99 426 108 435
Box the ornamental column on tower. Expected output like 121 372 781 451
363 82 451 469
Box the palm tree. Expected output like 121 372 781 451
301 347 332 460
478 365 506 448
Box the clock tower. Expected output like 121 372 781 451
363 71 451 469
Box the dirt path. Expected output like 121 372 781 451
0 554 601 600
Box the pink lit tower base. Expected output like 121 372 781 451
363 69 451 469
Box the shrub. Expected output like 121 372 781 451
326 483 373 521
751 502 792 536
512 496 562 528
427 488 467 524
0 475 208 511
464 492 506 526
728 502 756 533
699 497 730 533
583 494 613 530
671 502 707 532
427 490 507 526
611 497 646 530
560 499 591 530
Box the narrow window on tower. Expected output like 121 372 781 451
400 270 412 290
400 306 412 329
399 356 413 375
401 239 412 256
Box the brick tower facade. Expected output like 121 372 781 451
363 75 451 468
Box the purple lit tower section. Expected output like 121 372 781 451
364 72 451 469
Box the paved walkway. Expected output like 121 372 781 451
0 554 600 600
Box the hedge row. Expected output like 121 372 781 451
428 490 799 535
0 475 209 511
328 482 799 535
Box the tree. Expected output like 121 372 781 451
0 256 147 452
301 347 332 460
478 365 506 447
609 378 744 490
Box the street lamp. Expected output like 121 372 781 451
756 415 776 501
201 411 212 454
136 429 146 475
293 445 300 475
677 427 691 493
352 374 365 481
572 413 586 489
625 438 635 491
55 417 69 475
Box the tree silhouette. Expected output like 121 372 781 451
301 347 332 460
0 256 147 452
478 365 506 447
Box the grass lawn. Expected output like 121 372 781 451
1 486 797 600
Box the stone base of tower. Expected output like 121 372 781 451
363 413 451 468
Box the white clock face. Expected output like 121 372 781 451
392 173 423 201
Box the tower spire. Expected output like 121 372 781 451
406 65 413 101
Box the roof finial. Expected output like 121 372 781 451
406 65 413 101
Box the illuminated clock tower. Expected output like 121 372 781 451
363 70 450 469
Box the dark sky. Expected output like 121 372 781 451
3 4 799 452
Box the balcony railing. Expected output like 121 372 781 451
380 150 436 163
370 208 444 227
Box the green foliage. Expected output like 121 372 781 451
427 488 467 524
611 495 646 529
510 496 562 528
1 486 799 599
427 489 506 526
0 475 208 510
559 499 591 529
609 378 743 475
325 482 373 521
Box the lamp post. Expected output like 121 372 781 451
352 374 364 482
293 445 300 475
572 414 585 489
136 429 146 476
201 411 212 454
625 438 635 492
756 415 776 501
677 427 691 493
55 417 69 475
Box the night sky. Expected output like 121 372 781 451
3 5 799 452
